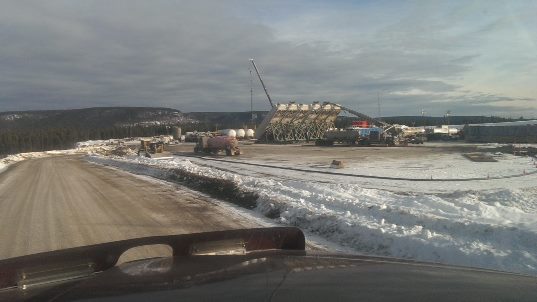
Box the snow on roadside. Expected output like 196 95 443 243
87 156 348 253
0 144 117 174
87 154 537 276
1 151 56 173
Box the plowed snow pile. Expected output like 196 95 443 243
89 153 537 276
0 142 120 173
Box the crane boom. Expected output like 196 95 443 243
250 59 275 108
327 102 391 128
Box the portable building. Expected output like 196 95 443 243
464 120 537 143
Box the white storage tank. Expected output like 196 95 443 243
246 129 255 138
172 126 182 140
218 129 236 137
236 129 246 138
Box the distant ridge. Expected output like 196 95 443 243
0 107 193 130
1 107 524 130
0 107 196 155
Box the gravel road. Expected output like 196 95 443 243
0 156 259 262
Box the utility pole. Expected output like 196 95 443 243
445 110 451 138
377 92 381 119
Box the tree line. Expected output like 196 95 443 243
0 125 171 156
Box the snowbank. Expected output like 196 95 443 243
87 154 537 276
0 144 117 174
1 151 56 173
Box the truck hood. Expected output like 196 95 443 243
0 227 536 301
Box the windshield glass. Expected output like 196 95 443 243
1 0 536 280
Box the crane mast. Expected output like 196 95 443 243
250 59 275 108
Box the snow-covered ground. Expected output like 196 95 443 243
75 138 147 148
184 153 537 193
4 140 537 276
87 152 537 276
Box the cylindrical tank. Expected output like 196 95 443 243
172 126 182 140
218 129 236 137
207 136 237 149
206 136 240 155
236 129 246 138
246 129 255 138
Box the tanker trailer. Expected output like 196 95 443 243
194 136 241 156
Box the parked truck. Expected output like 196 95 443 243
194 136 241 156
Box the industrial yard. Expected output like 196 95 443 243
3 101 536 277
2 140 536 302
69 138 536 276
2 2 537 299
2 115 537 279
185 140 534 201
168 141 478 163
2 62 537 284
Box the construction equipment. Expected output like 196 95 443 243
317 126 391 146
400 126 426 144
255 102 341 143
330 103 391 129
194 136 241 156
250 59 275 108
317 124 408 147
313 103 408 147
407 135 425 144
247 59 406 145
137 140 173 160
249 60 341 143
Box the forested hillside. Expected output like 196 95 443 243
0 107 194 155
0 126 173 155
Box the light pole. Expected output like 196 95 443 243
421 108 428 126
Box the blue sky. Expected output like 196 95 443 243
0 0 535 117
